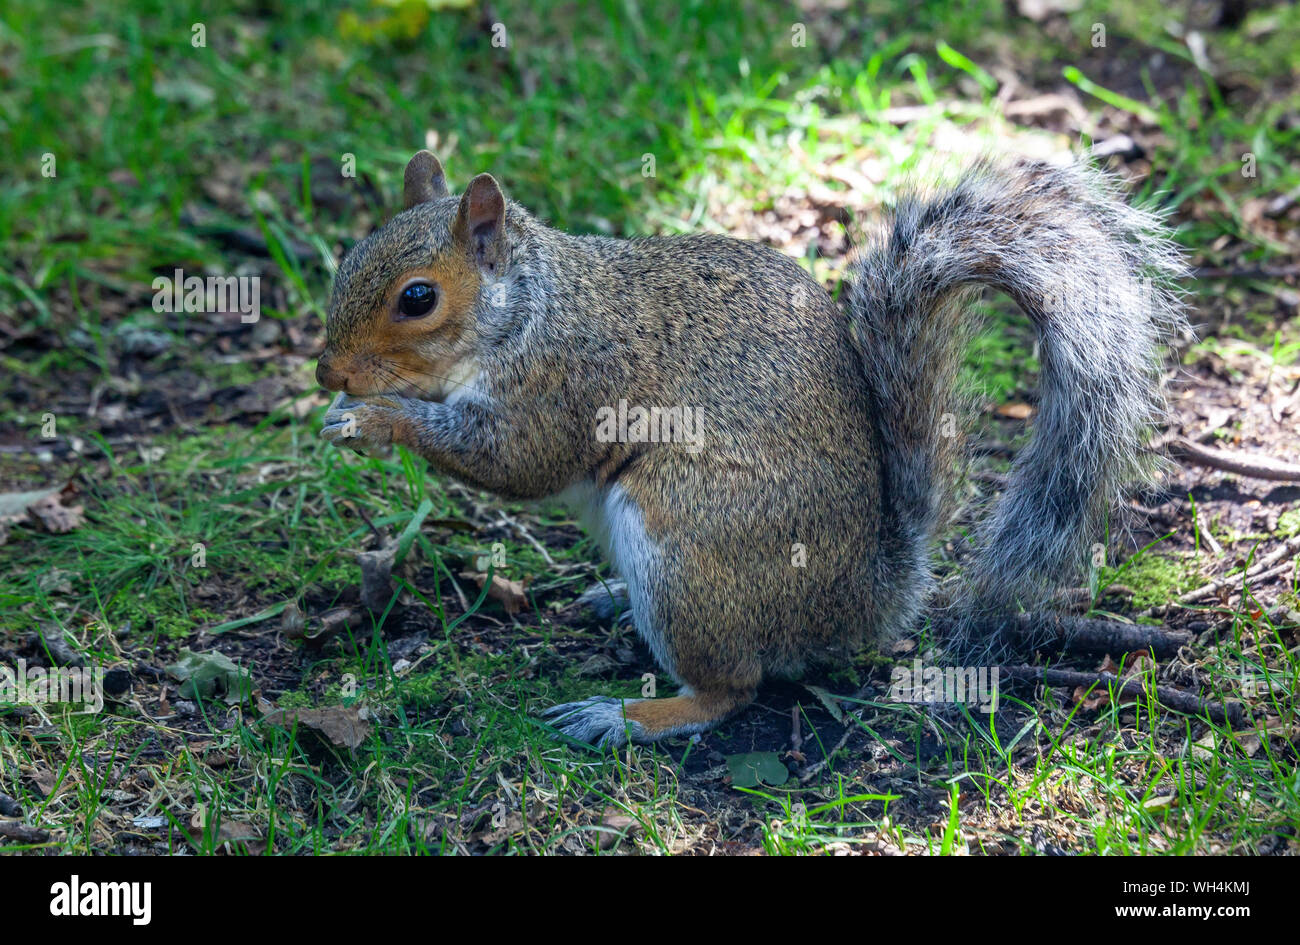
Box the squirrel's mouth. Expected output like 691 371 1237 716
319 355 480 404
339 367 448 402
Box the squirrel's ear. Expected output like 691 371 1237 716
455 173 507 274
403 150 448 209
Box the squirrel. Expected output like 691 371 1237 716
317 148 1186 746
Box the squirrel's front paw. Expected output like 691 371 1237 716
321 392 406 453
541 696 645 747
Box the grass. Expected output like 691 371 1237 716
1 0 1298 854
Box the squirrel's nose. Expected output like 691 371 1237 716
316 356 349 392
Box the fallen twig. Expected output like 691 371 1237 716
1001 664 1246 725
1169 437 1300 482
1233 560 1300 597
1194 514 1223 557
1180 534 1300 603
798 710 862 783
0 822 50 844
493 511 556 566
1245 533 1300 577
949 613 1193 658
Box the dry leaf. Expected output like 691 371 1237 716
290 606 361 645
213 821 266 855
261 704 372 749
995 402 1035 419
1120 652 1155 682
357 540 399 611
188 807 266 855
598 807 638 850
462 571 529 615
0 483 84 537
280 600 306 641
27 486 84 534
22 765 58 799
1191 729 1218 760
479 811 526 846
0 487 60 524
1072 685 1109 711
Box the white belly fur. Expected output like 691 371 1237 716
557 481 676 681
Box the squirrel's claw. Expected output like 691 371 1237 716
540 696 645 748
320 392 397 454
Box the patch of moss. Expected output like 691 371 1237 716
1100 551 1203 612
274 689 317 709
962 300 1040 404
111 585 223 638
1278 509 1300 539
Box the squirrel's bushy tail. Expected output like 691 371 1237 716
847 158 1187 628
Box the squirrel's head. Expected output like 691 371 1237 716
317 150 509 400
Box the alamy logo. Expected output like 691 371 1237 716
594 399 704 454
888 660 999 714
152 268 261 322
49 875 151 925
0 660 104 714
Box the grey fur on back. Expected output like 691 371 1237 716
846 158 1188 638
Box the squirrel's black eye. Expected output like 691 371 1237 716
398 282 437 318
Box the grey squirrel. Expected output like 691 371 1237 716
316 149 1186 746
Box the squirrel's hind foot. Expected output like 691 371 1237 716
541 686 754 747
573 579 631 623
